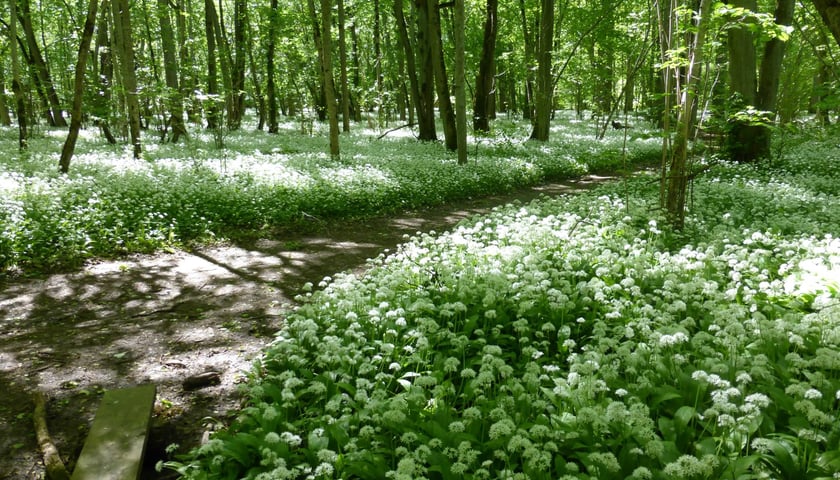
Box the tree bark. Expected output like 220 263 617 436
0 66 11 126
60 0 99 173
519 0 535 120
308 0 340 159
9 0 27 149
18 0 66 127
415 0 438 141
473 0 498 133
454 0 467 164
230 0 246 129
204 0 221 131
431 0 457 150
94 0 116 144
529 0 554 141
393 0 436 140
266 0 278 133
112 0 141 158
726 0 760 162
158 0 187 142
753 0 795 152
813 0 840 47
338 0 351 132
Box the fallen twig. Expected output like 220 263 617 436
32 391 71 480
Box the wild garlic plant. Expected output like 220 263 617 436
167 138 840 479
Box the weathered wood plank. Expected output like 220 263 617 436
71 384 156 480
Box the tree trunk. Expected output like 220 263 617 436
93 0 116 144
204 0 221 131
529 0 554 141
374 0 383 115
473 0 498 133
454 0 467 164
59 0 99 173
393 0 435 140
813 0 840 47
175 0 197 122
18 0 66 127
753 0 795 154
230 0 246 129
158 0 187 142
266 0 278 133
9 0 27 149
666 0 712 229
112 0 142 158
308 0 340 158
726 0 760 162
431 0 457 151
0 66 11 126
338 0 351 132
213 0 235 129
245 3 265 131
519 0 535 121
415 0 438 141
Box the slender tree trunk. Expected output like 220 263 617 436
60 0 99 173
204 0 221 131
93 0 116 143
350 13 362 122
19 0 66 127
431 0 457 150
244 3 264 131
308 0 340 158
393 0 434 139
473 0 498 133
112 0 142 158
0 66 10 126
158 0 187 142
230 0 246 129
9 0 27 149
266 0 278 133
374 0 383 116
175 0 197 122
666 0 712 229
519 0 535 121
338 0 351 132
213 0 235 128
454 0 467 164
529 0 554 141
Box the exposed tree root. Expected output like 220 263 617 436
32 391 71 480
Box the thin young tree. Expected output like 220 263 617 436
60 0 99 173
9 0 27 149
112 0 142 158
454 0 467 164
431 0 457 151
18 0 67 127
308 0 340 158
158 0 187 141
338 0 351 132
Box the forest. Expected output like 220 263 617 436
1 0 840 479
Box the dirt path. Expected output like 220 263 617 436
0 174 614 480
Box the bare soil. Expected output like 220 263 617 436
0 175 613 480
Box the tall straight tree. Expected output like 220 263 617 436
229 0 246 129
308 0 340 158
338 0 351 132
9 0 27 149
519 0 535 120
393 0 436 140
529 0 554 141
454 0 467 164
431 0 457 151
204 0 221 131
473 0 498 133
18 0 66 127
265 0 279 133
813 0 840 46
726 0 795 162
0 67 10 126
112 0 142 158
60 0 99 173
158 0 187 141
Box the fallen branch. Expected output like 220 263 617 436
32 391 71 480
376 123 415 140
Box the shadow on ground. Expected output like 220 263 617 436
0 174 611 479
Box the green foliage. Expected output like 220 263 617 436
164 139 840 479
0 117 659 273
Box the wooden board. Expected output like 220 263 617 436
71 384 156 480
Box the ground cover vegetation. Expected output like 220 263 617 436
163 132 840 479
0 116 659 274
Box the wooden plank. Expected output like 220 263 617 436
71 384 156 480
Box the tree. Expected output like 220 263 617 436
112 0 142 158
60 0 99 173
308 0 340 158
454 0 467 164
473 0 498 133
393 0 436 141
530 0 555 141
18 0 67 127
431 0 457 151
813 0 840 47
8 0 27 149
338 0 351 132
158 0 187 142
204 0 222 132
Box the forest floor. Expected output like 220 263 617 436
0 173 618 480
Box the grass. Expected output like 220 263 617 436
0 113 659 274
161 133 840 479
